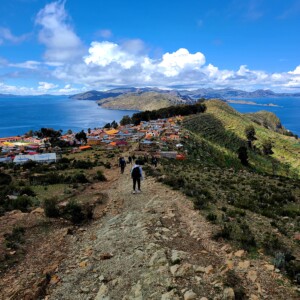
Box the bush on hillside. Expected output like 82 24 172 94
94 170 107 181
4 226 25 250
0 172 12 185
63 200 85 224
44 197 60 218
72 160 95 169
11 195 33 212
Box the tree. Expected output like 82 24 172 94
25 130 34 137
244 125 256 148
75 130 87 144
111 120 118 129
262 140 274 155
88 128 91 134
104 123 111 129
66 129 73 135
120 115 131 126
237 146 249 166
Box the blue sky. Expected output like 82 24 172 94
0 0 300 94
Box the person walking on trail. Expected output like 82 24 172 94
119 156 126 174
128 156 132 165
131 160 143 194
151 156 158 168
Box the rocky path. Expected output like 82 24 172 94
46 167 299 300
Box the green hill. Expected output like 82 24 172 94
183 99 300 176
97 91 188 111
149 99 300 284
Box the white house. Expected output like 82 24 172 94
14 153 57 164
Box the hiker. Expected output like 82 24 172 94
151 156 158 168
128 156 132 164
131 160 143 194
119 156 126 174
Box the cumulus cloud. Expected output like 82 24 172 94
46 39 300 91
35 0 84 63
1 1 300 94
0 27 29 44
158 48 205 77
84 41 139 69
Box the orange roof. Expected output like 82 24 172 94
109 141 117 146
105 129 119 135
176 154 186 160
79 145 92 150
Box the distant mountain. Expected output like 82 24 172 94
180 88 300 99
97 91 190 111
0 94 17 98
70 87 300 103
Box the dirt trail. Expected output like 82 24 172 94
45 167 299 300
0 163 298 299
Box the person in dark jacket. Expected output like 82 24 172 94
119 156 126 174
131 160 143 194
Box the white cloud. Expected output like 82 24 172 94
84 41 138 69
38 81 58 90
35 1 84 63
158 48 206 77
10 61 41 69
46 39 300 91
0 27 29 44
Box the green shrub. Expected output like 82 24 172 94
214 221 256 251
262 233 286 256
193 189 213 210
63 200 85 224
0 172 12 185
22 160 37 170
94 170 107 181
72 173 89 184
285 260 300 284
4 226 25 249
227 208 246 218
72 160 95 169
206 213 217 223
44 197 60 218
11 195 33 212
19 186 36 197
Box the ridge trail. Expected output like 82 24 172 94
46 166 298 300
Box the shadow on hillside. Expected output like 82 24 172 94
185 113 246 151
184 113 298 178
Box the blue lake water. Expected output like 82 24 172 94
227 97 300 136
0 95 299 137
0 96 138 137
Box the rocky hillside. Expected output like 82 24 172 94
97 91 190 111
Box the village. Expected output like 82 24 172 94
0 116 187 164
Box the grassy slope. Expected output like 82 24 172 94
184 99 300 176
97 92 185 111
151 99 300 279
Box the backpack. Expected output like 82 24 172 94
132 166 141 178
